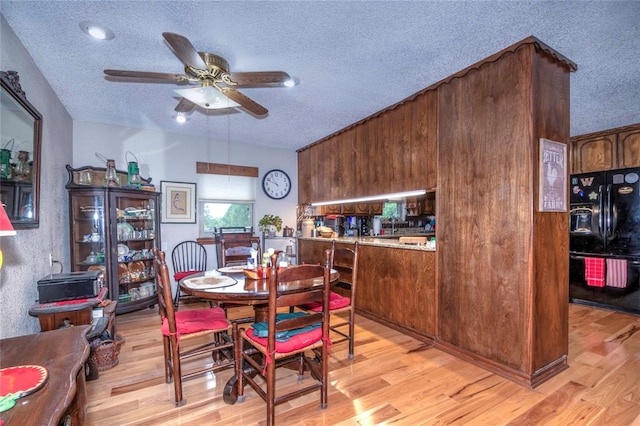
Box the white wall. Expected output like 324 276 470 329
0 16 74 338
73 121 298 295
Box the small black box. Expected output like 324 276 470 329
37 271 103 303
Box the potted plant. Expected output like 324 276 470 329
259 214 283 236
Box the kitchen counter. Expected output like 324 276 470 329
297 234 436 251
297 237 437 338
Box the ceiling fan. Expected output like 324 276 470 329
104 32 295 117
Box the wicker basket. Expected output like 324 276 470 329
90 334 125 371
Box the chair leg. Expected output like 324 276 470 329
321 343 328 409
233 323 245 401
266 359 276 426
170 335 186 407
162 336 171 383
348 310 355 359
173 284 181 308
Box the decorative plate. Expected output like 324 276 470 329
117 222 134 239
0 365 49 398
118 263 129 278
117 244 129 256
184 275 237 290
129 261 145 274
218 265 246 274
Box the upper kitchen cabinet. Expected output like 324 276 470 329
297 148 312 204
617 125 640 169
570 123 640 173
297 87 437 203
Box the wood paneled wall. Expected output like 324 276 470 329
437 42 571 386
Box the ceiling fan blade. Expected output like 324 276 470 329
104 69 190 83
162 32 208 70
221 88 268 117
228 71 292 87
175 98 196 113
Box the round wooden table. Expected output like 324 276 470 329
179 267 338 323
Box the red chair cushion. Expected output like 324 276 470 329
303 291 351 312
174 270 203 281
161 307 228 336
244 327 323 353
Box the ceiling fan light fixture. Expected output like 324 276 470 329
79 21 115 40
175 113 187 124
174 86 241 110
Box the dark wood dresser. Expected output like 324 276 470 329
0 325 90 425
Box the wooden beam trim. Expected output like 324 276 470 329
196 162 259 178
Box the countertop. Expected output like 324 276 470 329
298 234 436 251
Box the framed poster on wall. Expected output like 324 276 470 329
538 138 567 212
160 181 196 223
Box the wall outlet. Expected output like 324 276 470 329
49 253 53 267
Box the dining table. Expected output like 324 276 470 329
179 264 338 404
179 265 339 323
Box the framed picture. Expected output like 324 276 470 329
160 181 196 223
538 138 567 212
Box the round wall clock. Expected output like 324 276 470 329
262 169 291 200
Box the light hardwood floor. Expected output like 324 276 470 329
85 303 640 425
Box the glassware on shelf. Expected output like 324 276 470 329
104 159 120 187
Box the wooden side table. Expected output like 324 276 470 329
29 300 117 333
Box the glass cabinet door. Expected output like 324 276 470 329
113 193 158 308
70 192 107 274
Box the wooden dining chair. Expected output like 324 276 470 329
299 241 359 359
221 238 259 267
171 240 207 307
152 248 234 407
232 250 332 426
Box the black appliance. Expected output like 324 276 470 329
569 167 640 314
37 270 103 304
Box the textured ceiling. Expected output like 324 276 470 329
1 1 639 151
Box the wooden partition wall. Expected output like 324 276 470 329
436 39 574 386
297 37 576 388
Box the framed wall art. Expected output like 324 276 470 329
160 181 196 223
538 138 567 212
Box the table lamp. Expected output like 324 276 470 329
0 204 17 268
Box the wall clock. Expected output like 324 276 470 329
262 169 291 200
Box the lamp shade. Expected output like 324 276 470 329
174 86 240 110
0 204 16 236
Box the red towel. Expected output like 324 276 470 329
585 257 605 287
606 258 628 288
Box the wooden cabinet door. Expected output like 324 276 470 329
341 204 355 215
369 202 383 215
355 203 370 215
572 134 617 173
618 127 640 169
297 148 312 204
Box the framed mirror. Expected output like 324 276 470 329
0 70 42 228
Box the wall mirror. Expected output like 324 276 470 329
0 70 42 228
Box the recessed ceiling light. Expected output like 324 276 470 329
79 21 115 40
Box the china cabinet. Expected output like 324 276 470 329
66 165 161 314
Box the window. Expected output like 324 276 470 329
198 200 253 235
382 201 402 219
196 173 256 236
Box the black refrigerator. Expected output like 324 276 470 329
569 167 640 314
